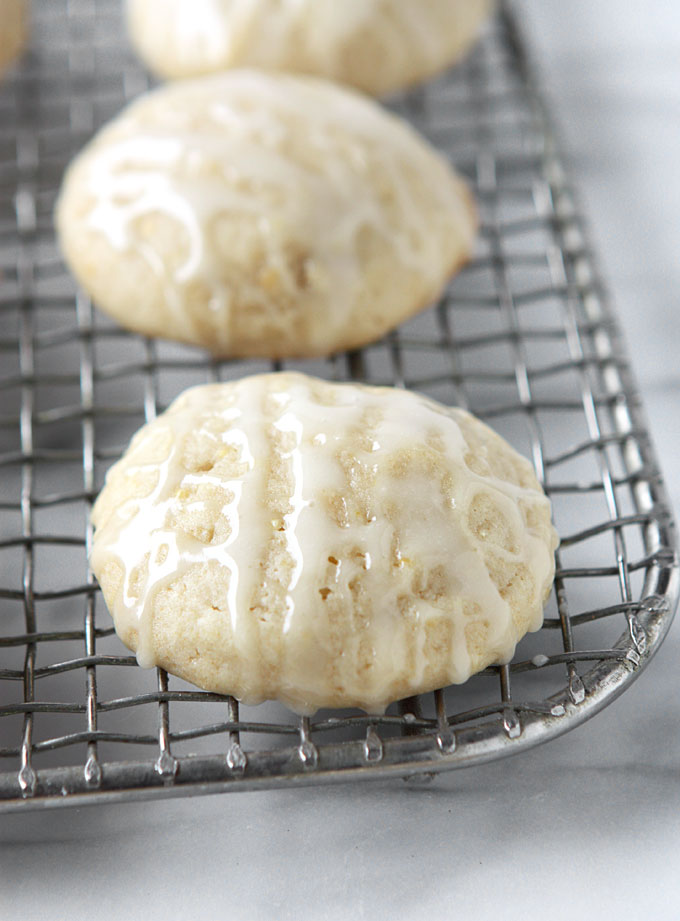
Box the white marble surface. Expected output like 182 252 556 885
2 3 679 918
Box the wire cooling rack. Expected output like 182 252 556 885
0 0 677 812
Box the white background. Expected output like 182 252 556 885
2 2 679 918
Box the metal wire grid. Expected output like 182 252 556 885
0 0 676 812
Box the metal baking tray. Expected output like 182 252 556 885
0 0 676 811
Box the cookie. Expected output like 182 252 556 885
55 70 476 358
126 0 493 95
0 0 27 77
90 372 558 714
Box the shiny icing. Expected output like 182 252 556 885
126 0 492 93
62 70 474 351
90 374 557 713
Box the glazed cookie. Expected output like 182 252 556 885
0 0 27 77
125 0 493 95
55 71 477 358
90 373 558 714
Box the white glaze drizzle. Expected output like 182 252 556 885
91 374 557 711
66 70 474 350
129 0 489 83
